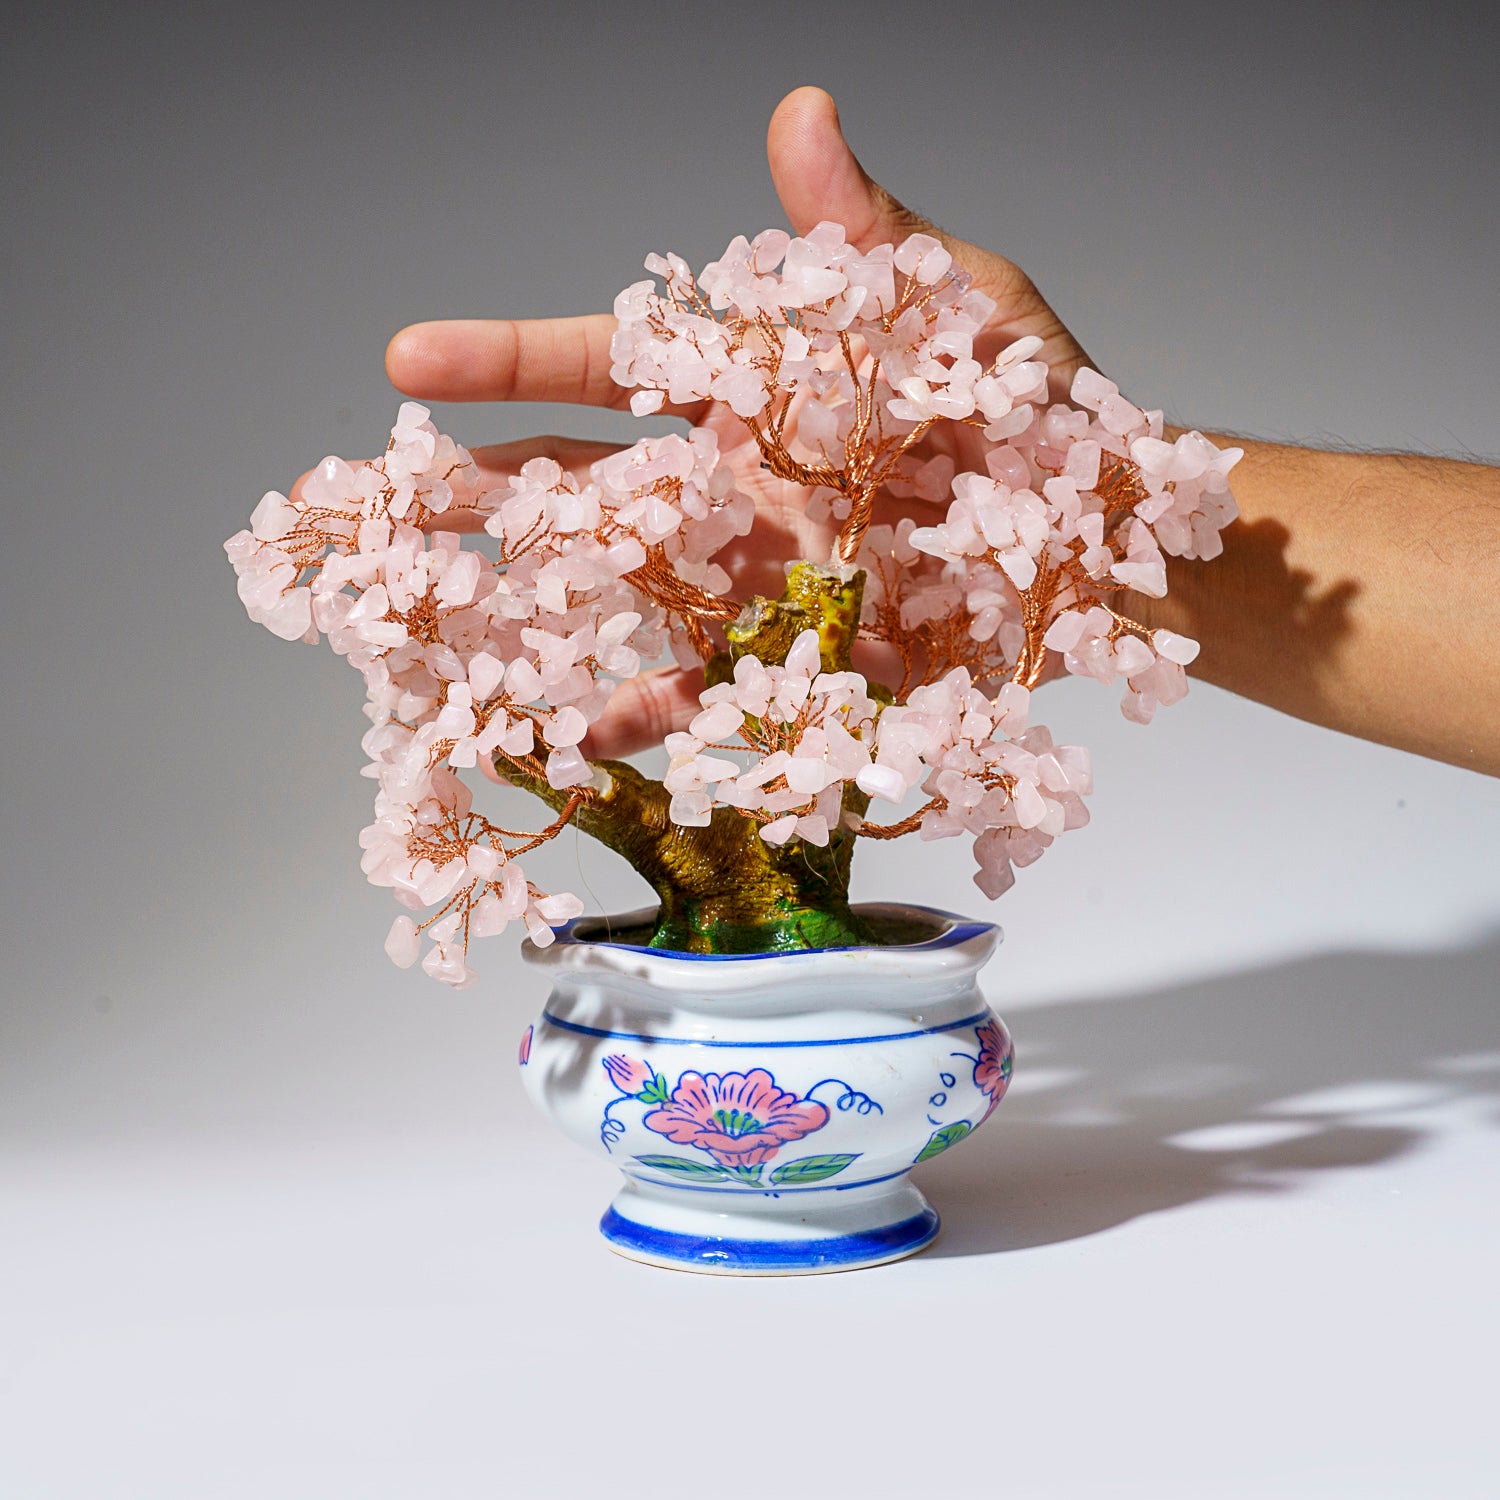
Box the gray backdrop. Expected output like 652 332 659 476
3 3 1498 1496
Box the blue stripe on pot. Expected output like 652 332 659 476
541 1008 990 1049
599 1206 940 1271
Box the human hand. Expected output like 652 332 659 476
371 86 1097 757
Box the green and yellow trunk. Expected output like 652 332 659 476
502 563 880 954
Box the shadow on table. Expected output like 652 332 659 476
921 931 1500 1257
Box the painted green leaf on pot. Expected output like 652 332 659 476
633 1154 729 1180
768 1153 861 1185
638 1073 672 1104
914 1121 973 1163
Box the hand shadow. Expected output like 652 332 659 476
919 932 1500 1256
1155 514 1363 728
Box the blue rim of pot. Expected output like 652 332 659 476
547 903 996 962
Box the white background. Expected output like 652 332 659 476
3 3 1497 1496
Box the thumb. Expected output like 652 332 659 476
767 86 940 252
766 85 1090 395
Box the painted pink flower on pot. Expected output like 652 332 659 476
645 1070 829 1171
600 1057 861 1186
602 1054 654 1096
973 1019 1013 1119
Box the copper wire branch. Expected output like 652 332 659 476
406 789 590 945
643 260 962 570
624 546 741 660
855 798 941 840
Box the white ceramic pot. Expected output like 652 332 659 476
519 903 1012 1275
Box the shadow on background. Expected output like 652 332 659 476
921 932 1500 1256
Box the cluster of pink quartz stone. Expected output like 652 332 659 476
228 221 1241 983
666 638 1088 897
226 408 752 983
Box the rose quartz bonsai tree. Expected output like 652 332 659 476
227 223 1239 984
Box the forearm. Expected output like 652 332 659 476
1139 435 1500 775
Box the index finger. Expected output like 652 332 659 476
385 315 707 421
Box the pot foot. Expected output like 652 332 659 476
598 1175 940 1275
